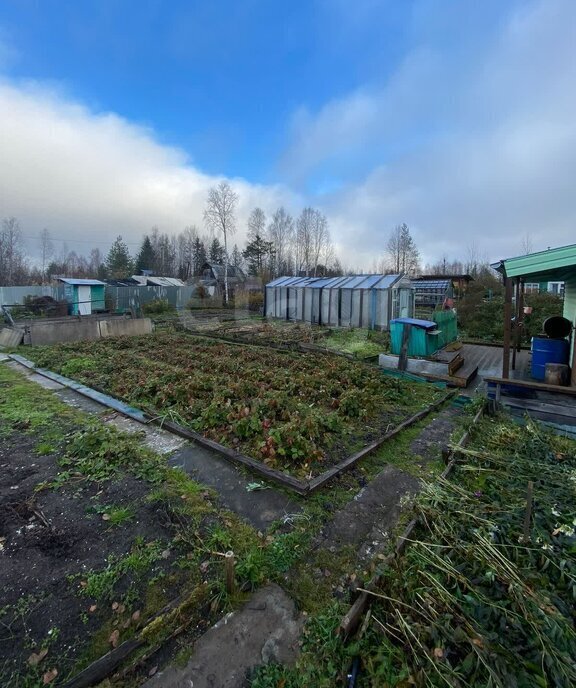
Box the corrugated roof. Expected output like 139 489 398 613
265 274 404 290
146 277 186 287
491 243 576 281
58 278 106 286
412 280 451 290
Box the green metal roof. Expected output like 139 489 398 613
491 243 576 282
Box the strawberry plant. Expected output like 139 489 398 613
27 333 443 478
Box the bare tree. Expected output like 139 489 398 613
294 208 317 276
386 223 420 276
520 233 533 255
310 210 329 277
39 228 54 283
267 207 294 276
203 181 238 304
0 217 28 285
247 207 266 240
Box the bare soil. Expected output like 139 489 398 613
0 421 184 686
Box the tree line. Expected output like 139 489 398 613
1 182 500 288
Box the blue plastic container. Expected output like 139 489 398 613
531 337 570 380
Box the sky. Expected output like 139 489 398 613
0 0 575 269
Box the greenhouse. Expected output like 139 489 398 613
265 274 414 330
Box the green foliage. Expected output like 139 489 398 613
361 416 576 687
135 235 155 274
523 291 564 339
323 328 390 357
60 356 98 378
25 332 443 478
61 424 165 483
142 298 176 315
74 539 164 601
106 235 133 278
242 233 274 276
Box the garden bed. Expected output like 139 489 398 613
26 333 444 483
0 362 283 687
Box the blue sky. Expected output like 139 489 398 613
0 0 414 183
0 0 575 266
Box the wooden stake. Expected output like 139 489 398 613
225 551 236 594
502 277 513 379
522 481 534 543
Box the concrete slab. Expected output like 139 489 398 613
27 373 65 390
145 584 302 688
170 445 301 531
99 411 185 455
5 360 33 376
0 353 10 362
0 327 24 348
54 388 107 414
317 464 420 559
98 317 153 338
29 319 101 345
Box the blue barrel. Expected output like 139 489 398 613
531 337 570 380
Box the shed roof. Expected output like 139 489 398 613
203 262 246 280
146 276 186 287
390 317 437 330
57 278 106 286
491 243 576 282
266 274 403 290
412 279 451 290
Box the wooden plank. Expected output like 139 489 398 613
502 277 513 378
447 354 464 376
485 376 576 396
308 392 453 492
398 324 411 371
159 418 310 494
500 397 576 418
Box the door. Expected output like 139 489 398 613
78 285 91 315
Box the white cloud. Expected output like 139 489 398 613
0 80 298 258
285 0 576 267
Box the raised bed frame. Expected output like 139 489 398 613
10 354 453 496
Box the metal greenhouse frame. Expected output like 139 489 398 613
265 274 413 330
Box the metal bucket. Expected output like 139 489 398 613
543 316 572 339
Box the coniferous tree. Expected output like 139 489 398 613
243 234 275 277
106 235 133 278
135 235 155 274
192 237 208 276
208 237 226 263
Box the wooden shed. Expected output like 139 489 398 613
58 278 106 315
491 243 576 385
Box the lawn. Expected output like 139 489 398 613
26 333 442 479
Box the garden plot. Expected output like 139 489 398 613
0 362 305 687
27 333 444 481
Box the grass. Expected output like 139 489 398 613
322 328 390 358
354 414 575 686
0 353 458 687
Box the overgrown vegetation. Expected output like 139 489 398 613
457 276 564 342
252 412 576 687
321 328 390 358
142 298 176 315
27 333 442 478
